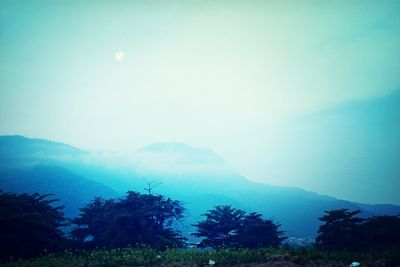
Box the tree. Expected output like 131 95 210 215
192 206 285 248
237 212 286 248
71 191 185 249
361 215 400 250
316 209 364 250
0 191 67 259
192 205 245 248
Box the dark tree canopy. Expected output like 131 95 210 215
316 209 364 250
317 209 400 251
71 191 185 249
192 205 285 248
192 205 245 248
237 212 286 248
360 215 400 250
0 191 67 259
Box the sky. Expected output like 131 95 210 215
0 0 399 204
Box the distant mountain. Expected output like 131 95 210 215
0 135 83 156
133 142 400 237
265 90 400 205
0 135 86 169
0 135 139 193
0 135 117 217
1 135 399 238
138 142 226 165
0 164 117 217
134 143 246 190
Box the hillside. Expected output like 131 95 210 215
1 135 399 238
0 164 117 217
265 90 400 204
133 142 400 237
0 136 117 217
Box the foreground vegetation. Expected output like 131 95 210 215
1 247 400 267
1 191 400 266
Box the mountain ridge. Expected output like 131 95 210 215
1 135 399 238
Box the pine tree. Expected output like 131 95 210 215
0 191 67 259
316 209 364 250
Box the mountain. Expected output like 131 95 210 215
0 135 85 167
0 164 117 217
0 135 118 218
133 142 400 237
138 142 226 165
0 135 139 194
1 135 399 238
263 90 400 205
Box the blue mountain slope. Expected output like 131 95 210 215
1 135 399 238
134 142 400 237
0 135 86 168
0 164 117 217
275 90 400 204
0 136 117 217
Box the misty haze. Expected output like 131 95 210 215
0 1 399 266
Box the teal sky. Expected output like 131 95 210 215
1 1 399 204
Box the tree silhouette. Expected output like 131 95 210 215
316 209 364 250
0 191 67 259
192 206 284 248
237 212 285 248
361 215 400 250
192 205 245 248
71 191 185 249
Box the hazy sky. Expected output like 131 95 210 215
1 1 399 204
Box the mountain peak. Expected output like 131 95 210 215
138 142 199 153
136 142 227 169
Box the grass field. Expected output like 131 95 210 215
1 247 400 267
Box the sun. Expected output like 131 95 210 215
115 51 125 62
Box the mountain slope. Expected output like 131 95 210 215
0 135 86 170
133 142 400 237
0 136 118 217
1 135 399 238
0 164 118 217
264 90 400 205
